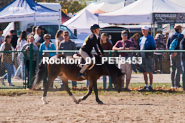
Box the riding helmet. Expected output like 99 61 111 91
90 24 100 30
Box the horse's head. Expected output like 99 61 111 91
112 69 124 93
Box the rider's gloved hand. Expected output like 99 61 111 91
102 54 105 57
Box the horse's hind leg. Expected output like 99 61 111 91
60 77 78 104
77 80 93 103
42 75 57 104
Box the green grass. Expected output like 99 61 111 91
0 83 184 97
0 81 172 89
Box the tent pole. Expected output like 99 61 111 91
151 23 153 36
58 9 61 30
34 13 36 26
153 23 155 37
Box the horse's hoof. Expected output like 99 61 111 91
77 98 82 104
74 100 79 104
98 101 103 104
43 101 48 105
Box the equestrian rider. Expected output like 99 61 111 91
77 24 104 79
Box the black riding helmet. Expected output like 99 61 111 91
90 24 100 33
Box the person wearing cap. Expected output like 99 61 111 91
139 25 156 91
0 28 4 46
113 30 134 91
34 26 44 47
167 25 184 88
153 33 166 74
77 24 104 79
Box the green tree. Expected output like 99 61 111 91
60 0 87 14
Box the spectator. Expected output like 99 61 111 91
29 26 36 36
34 26 44 47
130 33 140 50
10 30 18 75
39 34 56 60
100 33 113 89
0 35 15 86
26 28 32 35
139 26 156 91
10 30 18 49
21 35 38 89
153 33 166 74
180 34 185 91
167 25 184 88
113 30 134 91
0 28 4 46
14 31 27 80
58 31 77 87
39 34 56 89
42 27 48 34
55 30 64 50
130 33 141 73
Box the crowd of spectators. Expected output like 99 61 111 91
0 24 185 91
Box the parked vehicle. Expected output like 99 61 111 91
17 2 84 49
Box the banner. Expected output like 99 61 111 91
153 13 185 24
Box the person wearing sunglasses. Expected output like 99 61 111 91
58 31 77 88
39 34 56 60
113 30 134 91
77 24 104 79
39 34 56 89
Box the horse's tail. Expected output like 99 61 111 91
31 60 47 90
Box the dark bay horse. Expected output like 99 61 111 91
31 54 123 104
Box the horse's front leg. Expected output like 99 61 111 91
77 80 93 103
94 82 103 104
62 79 78 104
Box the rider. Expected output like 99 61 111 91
77 24 104 79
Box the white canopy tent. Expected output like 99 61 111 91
78 1 125 14
99 0 185 24
0 0 60 24
168 0 185 8
64 9 110 40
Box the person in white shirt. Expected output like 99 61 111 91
14 31 27 80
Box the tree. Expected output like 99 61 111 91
60 0 87 14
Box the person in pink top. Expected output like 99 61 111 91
113 30 134 91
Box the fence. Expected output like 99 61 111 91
0 43 185 89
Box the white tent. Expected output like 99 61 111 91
97 0 136 4
2 22 14 36
78 1 125 14
64 9 98 29
64 9 109 40
168 0 185 8
0 0 60 23
99 0 185 24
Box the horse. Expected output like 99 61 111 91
31 54 124 104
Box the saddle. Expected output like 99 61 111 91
73 52 95 70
